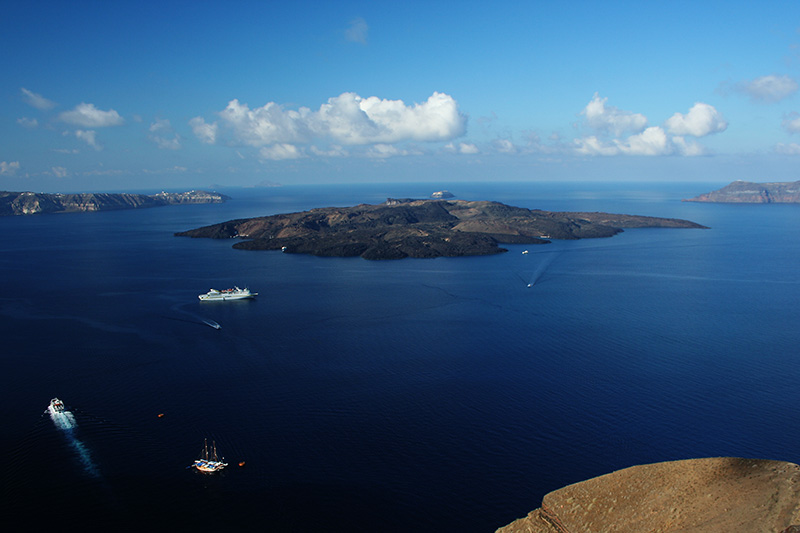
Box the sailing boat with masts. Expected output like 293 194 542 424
193 438 228 473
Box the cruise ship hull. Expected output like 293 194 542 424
198 293 255 301
198 287 257 301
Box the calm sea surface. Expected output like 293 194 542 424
1 181 799 531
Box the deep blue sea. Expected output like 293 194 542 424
1 181 799 531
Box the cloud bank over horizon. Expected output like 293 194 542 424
5 3 800 188
572 96 727 157
189 91 468 159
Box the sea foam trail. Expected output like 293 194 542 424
168 302 221 329
524 250 562 287
49 409 101 478
49 409 77 431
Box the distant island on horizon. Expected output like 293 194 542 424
176 198 707 260
0 190 229 216
685 180 800 203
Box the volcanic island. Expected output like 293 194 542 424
175 198 706 260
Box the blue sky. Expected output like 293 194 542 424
3 0 800 191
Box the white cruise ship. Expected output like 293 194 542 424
198 287 257 301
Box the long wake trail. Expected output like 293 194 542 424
48 408 102 478
166 302 221 329
525 250 563 287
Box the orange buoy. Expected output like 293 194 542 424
238 461 246 467
157 413 165 418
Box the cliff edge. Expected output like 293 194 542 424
497 457 800 533
0 190 229 216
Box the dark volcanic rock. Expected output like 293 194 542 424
176 198 706 260
684 180 800 203
0 190 229 216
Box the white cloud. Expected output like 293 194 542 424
0 161 21 175
333 91 466 143
75 129 100 150
219 99 309 145
189 117 218 144
154 136 181 150
59 103 124 127
365 144 418 158
582 93 647 136
739 75 798 103
444 142 479 154
310 145 348 157
492 139 517 154
575 129 710 157
259 144 304 160
520 132 564 155
345 17 368 44
199 92 466 148
51 166 68 178
671 136 707 156
573 96 726 157
140 166 188 174
17 117 38 129
573 136 620 156
782 112 800 133
615 127 671 155
776 142 800 154
149 119 181 150
20 88 56 110
665 103 727 136
83 168 127 176
149 118 171 132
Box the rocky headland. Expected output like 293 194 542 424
175 198 707 260
684 180 800 203
497 457 800 532
0 190 229 216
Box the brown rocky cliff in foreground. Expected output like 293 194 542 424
684 180 800 203
496 457 800 533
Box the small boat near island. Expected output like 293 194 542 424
48 398 65 415
198 287 257 301
193 439 228 473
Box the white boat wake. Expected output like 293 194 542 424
520 250 562 288
167 303 221 330
49 409 77 431
47 399 101 478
